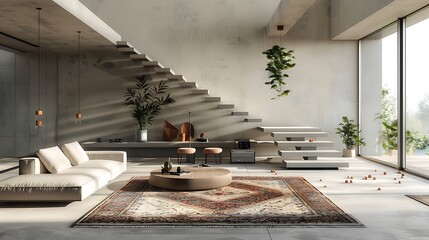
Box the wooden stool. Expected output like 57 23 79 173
177 147 196 164
204 147 223 164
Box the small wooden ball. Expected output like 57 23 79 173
377 187 381 191
398 180 402 184
350 180 353 183
373 177 376 180
394 178 397 180
350 176 354 179
324 185 327 188
345 180 349 183
364 177 368 180
383 171 387 175
319 179 323 182
368 174 372 178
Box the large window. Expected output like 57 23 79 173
360 5 429 176
360 23 398 167
405 7 429 173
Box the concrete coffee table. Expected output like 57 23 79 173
149 167 232 191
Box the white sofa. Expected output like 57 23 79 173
0 142 127 202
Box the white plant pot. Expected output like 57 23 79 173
136 129 147 142
343 149 356 157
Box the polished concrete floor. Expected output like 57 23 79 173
1 156 429 240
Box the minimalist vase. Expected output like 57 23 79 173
136 129 147 142
161 157 173 173
343 149 356 157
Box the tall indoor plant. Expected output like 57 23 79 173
336 116 366 157
262 45 296 100
124 75 175 142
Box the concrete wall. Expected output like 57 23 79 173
0 45 58 157
67 0 358 151
331 0 393 39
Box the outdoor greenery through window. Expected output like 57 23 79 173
360 5 429 175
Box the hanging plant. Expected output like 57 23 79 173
262 45 296 100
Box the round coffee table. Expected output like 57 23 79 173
149 167 232 191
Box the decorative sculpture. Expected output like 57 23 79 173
163 120 179 141
161 158 173 173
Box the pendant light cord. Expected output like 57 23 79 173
188 112 191 148
37 8 41 110
77 31 81 114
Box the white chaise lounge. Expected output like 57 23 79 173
0 142 127 202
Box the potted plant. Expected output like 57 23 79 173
336 116 366 157
124 75 175 142
377 118 420 155
262 45 296 100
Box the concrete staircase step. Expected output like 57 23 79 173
205 97 221 102
120 66 157 75
275 141 334 148
278 150 341 158
129 54 153 61
116 41 133 48
155 68 175 75
179 82 198 88
283 160 349 169
192 89 209 95
167 74 187 82
118 47 140 55
218 104 234 109
101 59 141 69
141 61 164 68
231 111 249 116
271 132 328 138
245 118 262 122
258 126 322 132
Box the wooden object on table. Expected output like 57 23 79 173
163 120 179 141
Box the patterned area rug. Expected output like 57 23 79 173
74 176 363 228
407 195 429 206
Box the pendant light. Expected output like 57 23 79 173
35 7 43 128
75 30 82 125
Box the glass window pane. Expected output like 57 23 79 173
360 23 398 166
406 6 429 173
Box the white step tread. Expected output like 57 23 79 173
205 97 221 102
271 132 328 138
231 112 249 116
179 82 198 88
278 150 341 158
129 54 153 61
218 104 234 109
258 126 322 132
192 89 209 95
245 118 262 122
275 141 334 147
283 160 349 169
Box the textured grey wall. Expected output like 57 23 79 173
0 46 57 157
64 0 359 151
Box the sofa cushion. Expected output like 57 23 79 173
61 160 124 180
61 141 89 166
37 146 72 174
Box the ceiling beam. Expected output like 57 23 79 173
266 0 316 37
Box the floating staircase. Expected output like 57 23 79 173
113 41 262 123
258 126 346 169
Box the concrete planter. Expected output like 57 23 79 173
136 129 148 142
342 149 356 157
